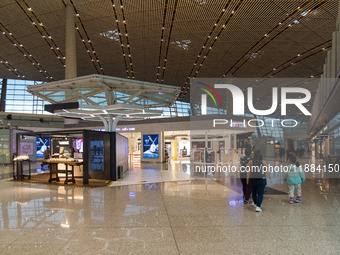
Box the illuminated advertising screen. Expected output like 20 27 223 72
90 140 104 171
36 137 50 158
178 140 190 157
143 134 159 159
75 139 83 153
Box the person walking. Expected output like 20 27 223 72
284 155 305 204
240 147 252 204
247 150 267 212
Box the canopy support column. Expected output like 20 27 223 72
98 115 109 131
110 116 123 132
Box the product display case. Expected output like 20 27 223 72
13 155 31 180
44 158 83 184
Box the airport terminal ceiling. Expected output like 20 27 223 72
0 0 339 101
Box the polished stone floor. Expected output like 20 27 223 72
0 157 340 254
109 168 191 187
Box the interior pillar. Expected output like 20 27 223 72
0 78 7 112
65 4 77 79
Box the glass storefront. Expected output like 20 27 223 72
329 115 340 156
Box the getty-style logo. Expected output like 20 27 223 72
200 84 311 116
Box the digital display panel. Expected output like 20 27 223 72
36 137 50 158
90 140 104 171
75 139 83 153
143 134 159 159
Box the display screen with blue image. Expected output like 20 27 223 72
143 134 159 158
36 137 50 158
90 140 104 171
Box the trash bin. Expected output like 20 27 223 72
118 165 124 179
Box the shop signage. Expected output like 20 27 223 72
92 127 136 132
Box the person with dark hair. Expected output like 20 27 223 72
279 148 285 158
240 147 252 204
286 149 292 161
247 150 267 212
284 155 305 204
43 147 50 159
41 147 50 170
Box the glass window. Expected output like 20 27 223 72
2 78 49 114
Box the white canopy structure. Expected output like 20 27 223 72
27 74 181 131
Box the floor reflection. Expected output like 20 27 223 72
1 155 340 254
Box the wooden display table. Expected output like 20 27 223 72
43 159 83 184
13 158 31 180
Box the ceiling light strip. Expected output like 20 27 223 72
110 0 130 78
192 0 243 78
0 56 26 78
310 72 323 78
69 0 104 73
0 22 54 80
227 0 328 76
177 0 237 100
263 40 332 77
156 0 169 82
225 6 310 76
264 44 332 78
22 1 65 62
119 0 135 79
184 0 233 85
62 0 104 74
17 0 66 67
160 0 179 84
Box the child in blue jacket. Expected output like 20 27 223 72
284 156 305 204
